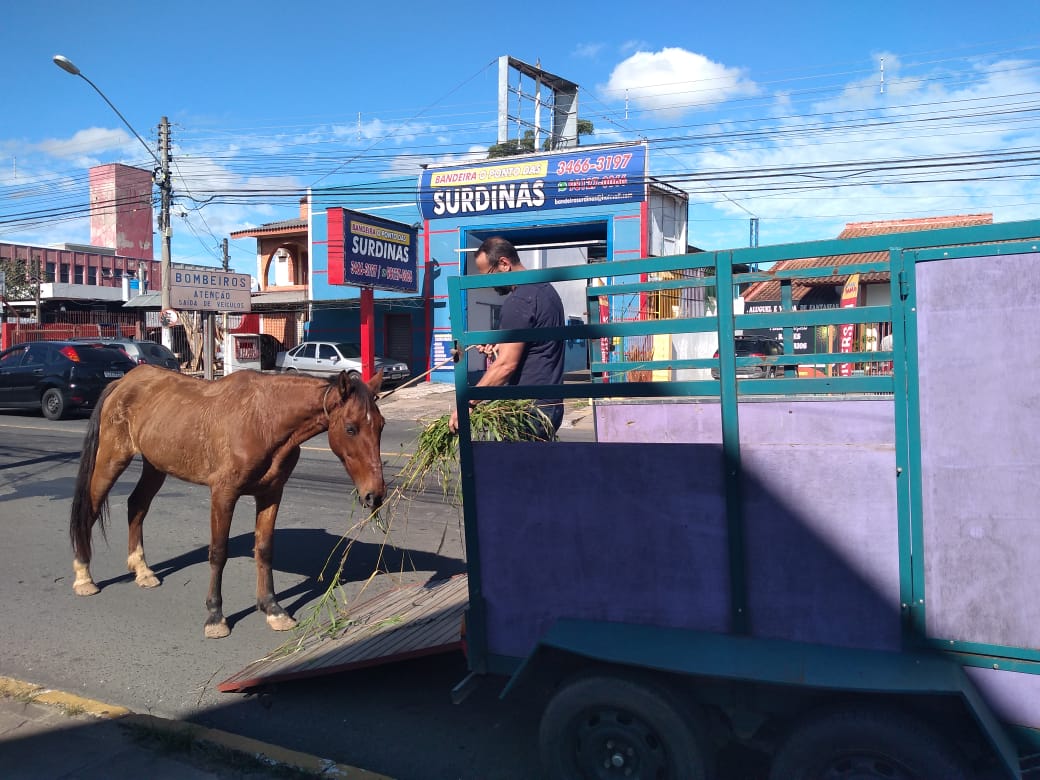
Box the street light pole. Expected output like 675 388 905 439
53 54 173 350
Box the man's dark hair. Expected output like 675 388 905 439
477 236 520 268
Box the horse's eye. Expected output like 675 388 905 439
345 424 358 436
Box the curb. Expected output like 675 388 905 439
0 675 393 779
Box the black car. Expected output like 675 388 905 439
711 336 785 380
0 341 137 420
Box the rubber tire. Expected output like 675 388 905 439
285 367 298 373
768 705 972 780
347 370 361 382
41 388 66 421
539 671 709 780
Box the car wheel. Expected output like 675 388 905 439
768 704 972 780
41 388 66 421
347 370 361 382
539 671 710 780
285 367 298 373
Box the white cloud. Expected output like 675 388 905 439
37 127 136 159
619 40 651 56
573 43 604 59
603 47 759 117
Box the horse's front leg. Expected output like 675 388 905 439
126 460 167 588
204 490 239 639
255 486 296 631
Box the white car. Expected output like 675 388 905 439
275 341 410 386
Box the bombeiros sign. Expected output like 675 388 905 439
170 269 252 312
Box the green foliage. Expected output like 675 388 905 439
398 399 556 501
0 257 40 300
487 120 595 159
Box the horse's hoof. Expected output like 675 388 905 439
266 613 297 631
135 574 161 588
73 581 100 596
204 620 230 639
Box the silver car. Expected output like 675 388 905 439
275 341 410 386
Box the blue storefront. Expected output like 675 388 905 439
307 141 688 384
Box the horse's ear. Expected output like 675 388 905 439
367 369 384 398
335 371 351 397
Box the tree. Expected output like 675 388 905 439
0 256 42 301
487 119 595 159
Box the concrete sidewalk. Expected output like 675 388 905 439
0 677 390 779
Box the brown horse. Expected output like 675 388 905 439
69 364 385 638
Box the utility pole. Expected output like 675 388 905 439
158 116 174 351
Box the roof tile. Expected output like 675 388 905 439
743 213 994 302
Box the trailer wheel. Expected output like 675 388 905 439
768 704 972 780
539 672 709 780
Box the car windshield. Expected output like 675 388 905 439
71 345 135 365
334 343 363 358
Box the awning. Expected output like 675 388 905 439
122 291 162 308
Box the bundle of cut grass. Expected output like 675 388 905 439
398 399 555 501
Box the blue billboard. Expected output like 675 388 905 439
326 208 418 294
417 143 647 221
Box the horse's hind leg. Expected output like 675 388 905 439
126 459 167 588
255 486 296 632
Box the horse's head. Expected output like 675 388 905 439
326 370 386 510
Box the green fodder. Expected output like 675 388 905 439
398 399 555 502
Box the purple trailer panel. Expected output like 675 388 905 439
594 398 901 652
473 442 730 659
917 252 1040 651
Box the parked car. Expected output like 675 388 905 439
71 336 180 371
711 335 784 379
275 341 410 386
0 340 137 420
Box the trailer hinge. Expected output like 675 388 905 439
898 271 910 300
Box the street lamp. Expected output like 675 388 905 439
53 54 173 350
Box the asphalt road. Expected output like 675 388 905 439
0 403 609 780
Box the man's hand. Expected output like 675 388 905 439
448 399 476 434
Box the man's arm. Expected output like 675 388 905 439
474 340 523 388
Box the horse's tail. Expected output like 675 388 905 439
69 383 116 561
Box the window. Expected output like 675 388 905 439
318 344 338 360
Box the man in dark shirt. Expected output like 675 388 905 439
449 236 565 438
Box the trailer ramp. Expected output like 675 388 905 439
219 575 468 692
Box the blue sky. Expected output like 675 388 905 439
2 0 1039 274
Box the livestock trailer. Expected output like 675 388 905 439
445 218 1040 779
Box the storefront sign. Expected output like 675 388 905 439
431 332 454 369
417 144 647 220
327 209 418 293
838 274 863 377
